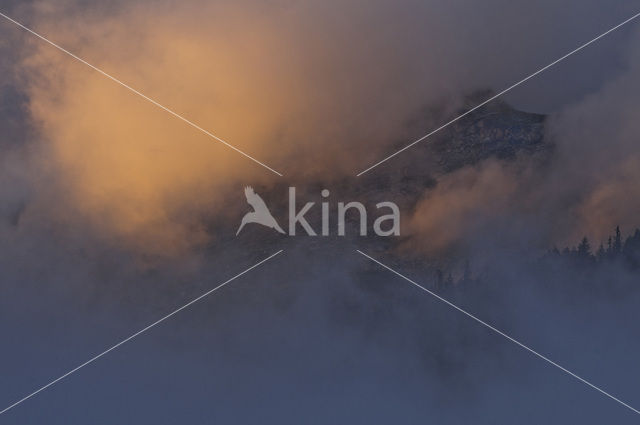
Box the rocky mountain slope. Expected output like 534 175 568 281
229 93 552 260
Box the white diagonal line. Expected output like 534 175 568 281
0 249 283 416
356 11 640 177
356 249 640 416
0 11 283 177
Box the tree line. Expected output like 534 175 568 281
546 226 640 269
432 226 640 289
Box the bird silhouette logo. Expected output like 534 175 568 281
236 186 286 235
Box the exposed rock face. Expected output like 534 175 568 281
230 94 551 250
431 98 547 173
353 92 550 212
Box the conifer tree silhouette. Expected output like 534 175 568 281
577 237 591 258
613 226 622 257
596 243 606 261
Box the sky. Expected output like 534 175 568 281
1 0 640 423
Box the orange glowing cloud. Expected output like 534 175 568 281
13 0 482 254
17 2 333 253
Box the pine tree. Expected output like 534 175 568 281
613 226 622 256
577 237 591 258
596 243 606 261
623 229 640 269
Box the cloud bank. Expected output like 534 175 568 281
2 0 636 255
